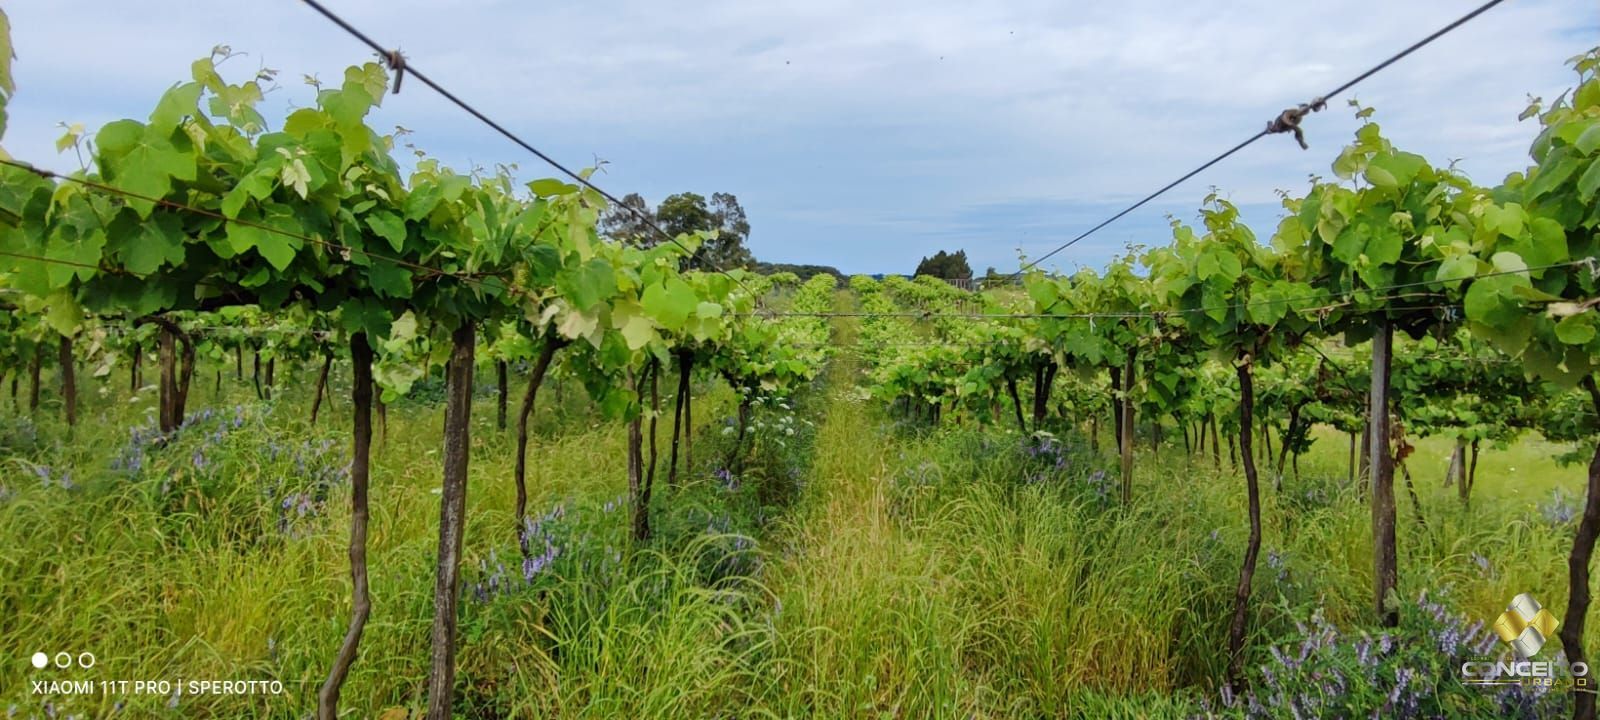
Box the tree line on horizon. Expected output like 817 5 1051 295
601 198 997 286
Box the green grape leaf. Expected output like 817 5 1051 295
1523 217 1570 268
1196 250 1220 280
1217 250 1243 280
1332 147 1362 180
209 80 266 131
41 230 102 289
283 108 326 136
367 260 413 299
438 174 472 203
1523 341 1589 386
1364 226 1403 266
321 86 372 128
236 206 304 271
130 282 177 317
642 277 697 329
1367 151 1425 189
225 218 264 255
123 214 185 274
149 82 202 134
1578 158 1600 201
0 9 12 100
96 122 196 216
404 182 443 220
389 311 419 342
373 357 424 400
1389 151 1428 183
189 56 222 91
347 63 388 107
558 258 616 311
95 119 143 157
1364 164 1398 189
254 232 297 271
53 123 83 154
1435 254 1478 286
1025 279 1058 309
44 290 82 335
1527 148 1580 199
1470 316 1533 358
1490 251 1528 275
221 169 275 218
1331 224 1368 264
239 266 271 288
365 211 406 252
1245 285 1287 326
1481 203 1527 239
339 296 392 340
529 178 577 197
1575 122 1600 155
565 212 595 261
1463 274 1530 329
1511 284 1562 303
557 308 602 346
1555 313 1596 346
520 244 561 286
618 313 657 350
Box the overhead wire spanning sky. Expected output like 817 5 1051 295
4 0 1597 275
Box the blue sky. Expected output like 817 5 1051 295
4 0 1597 275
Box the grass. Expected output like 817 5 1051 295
1 308 1591 718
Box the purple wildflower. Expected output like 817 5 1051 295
1541 489 1578 525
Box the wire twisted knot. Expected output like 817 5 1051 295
383 49 407 94
1266 97 1328 150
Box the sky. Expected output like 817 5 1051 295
4 0 1597 276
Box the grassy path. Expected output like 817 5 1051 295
751 293 1213 719
759 297 984 717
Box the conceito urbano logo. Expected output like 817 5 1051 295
1461 592 1590 688
1494 593 1559 658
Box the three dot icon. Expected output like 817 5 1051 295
30 651 94 669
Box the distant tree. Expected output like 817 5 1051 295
914 249 972 280
949 250 972 278
650 192 754 270
600 193 651 243
706 192 754 270
599 192 655 246
656 192 715 242
752 261 844 285
980 266 1016 289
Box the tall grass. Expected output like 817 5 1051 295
0 318 1590 718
